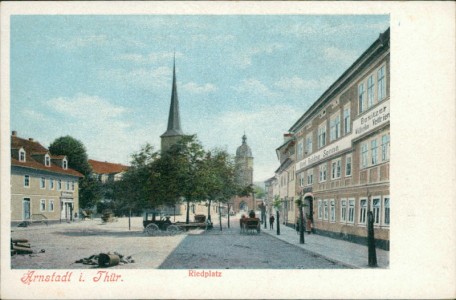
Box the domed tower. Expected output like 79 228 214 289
235 134 254 188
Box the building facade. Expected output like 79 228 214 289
11 131 83 225
276 28 390 249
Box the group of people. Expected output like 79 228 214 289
240 211 276 230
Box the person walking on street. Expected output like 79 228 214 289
269 214 275 230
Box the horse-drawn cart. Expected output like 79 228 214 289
143 211 212 235
240 211 261 234
240 217 261 234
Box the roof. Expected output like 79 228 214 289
275 158 293 174
289 27 390 133
11 134 83 177
236 134 253 157
89 159 129 175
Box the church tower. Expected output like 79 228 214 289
161 56 184 152
233 133 254 212
235 134 254 187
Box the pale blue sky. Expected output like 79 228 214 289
11 15 389 181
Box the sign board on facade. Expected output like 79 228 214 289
296 99 390 171
352 99 390 139
61 191 73 198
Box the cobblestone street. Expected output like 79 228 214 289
159 219 348 269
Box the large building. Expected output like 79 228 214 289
10 131 83 225
272 28 390 250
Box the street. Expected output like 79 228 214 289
11 215 347 269
159 218 347 269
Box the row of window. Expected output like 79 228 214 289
298 133 389 186
40 199 55 212
24 175 75 191
297 104 352 161
18 149 68 169
361 134 390 169
359 65 387 114
299 154 352 187
296 64 387 161
317 196 390 226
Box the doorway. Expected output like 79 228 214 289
23 198 31 220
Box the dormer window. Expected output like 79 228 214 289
62 158 68 170
45 154 51 167
19 148 26 162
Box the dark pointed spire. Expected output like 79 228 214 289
161 54 183 137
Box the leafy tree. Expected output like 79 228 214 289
49 136 101 209
200 149 238 222
49 136 92 176
115 144 161 212
164 135 207 224
254 185 266 199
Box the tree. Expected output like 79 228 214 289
253 185 266 199
115 144 162 212
49 136 101 209
164 135 207 224
49 136 92 176
200 149 238 224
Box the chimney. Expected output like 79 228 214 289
12 131 17 136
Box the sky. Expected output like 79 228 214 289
10 15 389 182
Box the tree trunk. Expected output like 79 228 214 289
128 208 131 231
207 200 212 222
227 203 230 228
186 199 190 224
219 202 222 231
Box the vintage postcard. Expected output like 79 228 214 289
1 1 455 299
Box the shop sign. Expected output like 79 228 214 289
296 133 352 171
353 100 390 139
61 191 73 198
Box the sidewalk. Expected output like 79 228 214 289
261 222 389 269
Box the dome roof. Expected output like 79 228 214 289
236 134 252 157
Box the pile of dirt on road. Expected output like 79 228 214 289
75 252 135 267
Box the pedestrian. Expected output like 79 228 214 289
269 214 275 230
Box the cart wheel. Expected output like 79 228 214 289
145 223 159 235
166 225 181 234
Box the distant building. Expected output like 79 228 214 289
232 134 255 213
10 131 83 224
89 159 128 183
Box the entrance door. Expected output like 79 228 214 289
23 198 31 220
304 197 313 221
61 201 70 221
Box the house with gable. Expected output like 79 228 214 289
11 131 83 225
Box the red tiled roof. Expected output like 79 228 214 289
11 135 83 178
88 159 129 175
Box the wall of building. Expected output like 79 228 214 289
285 32 390 249
11 167 79 223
